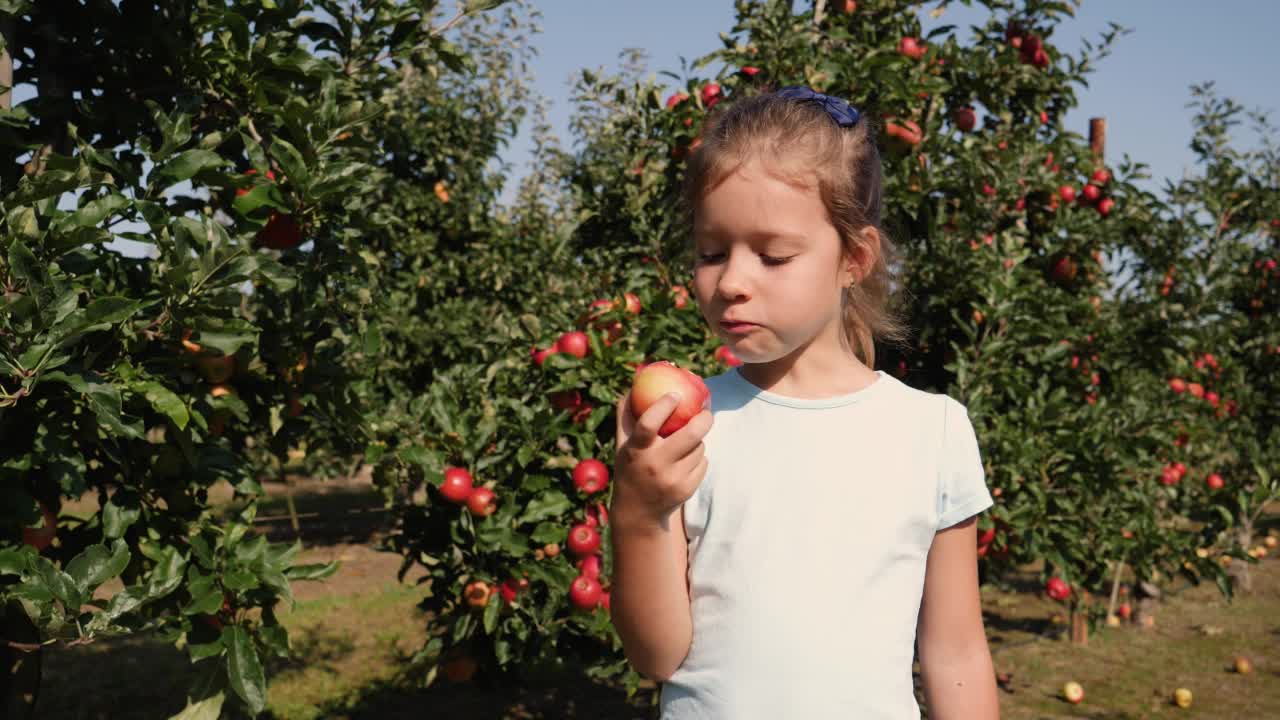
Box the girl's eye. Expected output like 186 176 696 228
697 253 791 266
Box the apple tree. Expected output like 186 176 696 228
0 0 516 716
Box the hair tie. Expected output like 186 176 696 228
775 85 860 128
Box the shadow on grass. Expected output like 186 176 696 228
296 665 659 720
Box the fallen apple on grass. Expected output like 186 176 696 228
1233 656 1252 674
1062 681 1085 704
1172 687 1192 709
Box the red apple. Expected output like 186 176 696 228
440 467 474 504
586 501 609 528
1205 473 1224 490
740 66 760 77
714 345 742 367
556 331 590 359
630 361 711 438
549 389 583 413
897 37 925 60
1091 168 1111 185
1040 110 1050 125
576 554 602 580
977 526 997 546
666 92 689 110
567 523 601 557
568 575 603 610
953 106 976 132
623 292 641 314
466 487 497 517
1062 681 1085 704
196 354 236 384
1096 197 1115 217
1081 184 1101 203
1117 602 1132 620
1168 377 1187 394
572 458 610 494
1187 382 1204 399
257 212 302 250
1058 185 1076 203
464 581 491 609
670 284 690 309
700 83 722 108
1045 576 1070 601
885 118 923 148
1204 391 1219 407
21 502 57 552
531 345 557 367
499 579 520 606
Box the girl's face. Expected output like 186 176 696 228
691 160 854 366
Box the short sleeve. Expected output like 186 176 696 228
936 395 994 530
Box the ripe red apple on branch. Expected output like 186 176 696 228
237 169 303 250
629 361 711 438
466 487 497 517
567 523 602 557
568 575 603 611
952 106 976 132
22 501 57 552
572 458 609 494
1045 576 1070 601
440 467 473 504
897 37 926 60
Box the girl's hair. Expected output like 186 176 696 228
678 88 913 370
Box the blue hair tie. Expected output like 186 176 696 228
775 85 860 128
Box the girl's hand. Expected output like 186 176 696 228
611 389 713 530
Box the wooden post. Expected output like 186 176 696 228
1089 117 1107 160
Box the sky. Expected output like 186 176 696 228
493 1 1279 206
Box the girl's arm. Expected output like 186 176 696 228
917 515 1000 720
609 502 693 682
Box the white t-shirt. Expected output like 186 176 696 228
659 366 994 719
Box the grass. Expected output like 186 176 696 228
34 478 1280 719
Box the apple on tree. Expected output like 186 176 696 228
567 523 602 557
572 458 609 494
556 331 590 359
568 574 603 611
466 487 497 517
440 467 473 504
1045 576 1070 601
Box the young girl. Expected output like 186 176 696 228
609 86 1000 719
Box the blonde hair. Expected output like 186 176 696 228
678 88 913 370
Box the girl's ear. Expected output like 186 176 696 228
843 226 880 284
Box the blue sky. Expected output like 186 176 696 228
495 1 1279 205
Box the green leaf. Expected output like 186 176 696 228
0 548 30 576
515 490 572 525
8 239 44 291
102 496 142 539
482 590 500 633
133 380 191 429
95 584 150 626
185 574 225 615
269 137 309 187
51 193 131 233
65 540 130 594
530 522 564 544
169 657 227 720
283 561 339 581
151 150 226 190
224 626 266 715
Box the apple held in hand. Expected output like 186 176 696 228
629 361 710 438
572 458 609 494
